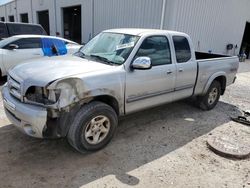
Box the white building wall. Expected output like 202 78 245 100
31 0 56 36
163 0 250 55
1 0 250 54
93 0 163 36
5 1 17 22
55 0 93 44
16 0 32 23
1 0 93 43
0 6 6 19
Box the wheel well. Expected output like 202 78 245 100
214 76 226 95
93 95 120 115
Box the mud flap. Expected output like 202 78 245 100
231 116 250 126
231 110 250 126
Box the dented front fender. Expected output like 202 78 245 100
47 78 84 109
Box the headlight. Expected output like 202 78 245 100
25 86 61 105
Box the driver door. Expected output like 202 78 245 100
125 36 176 113
2 38 43 73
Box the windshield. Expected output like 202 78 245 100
77 32 140 65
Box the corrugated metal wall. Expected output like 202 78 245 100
93 0 163 35
93 0 250 54
164 0 250 55
1 0 250 54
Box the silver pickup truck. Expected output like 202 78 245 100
1 29 239 152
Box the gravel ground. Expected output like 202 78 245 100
0 61 250 188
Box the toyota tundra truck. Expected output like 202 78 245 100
1 29 239 153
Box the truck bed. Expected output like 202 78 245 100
195 51 229 60
194 52 239 96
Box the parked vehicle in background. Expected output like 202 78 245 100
0 35 81 77
0 22 47 40
1 29 239 153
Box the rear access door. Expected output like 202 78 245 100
171 35 197 100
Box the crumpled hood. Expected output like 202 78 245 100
9 55 112 87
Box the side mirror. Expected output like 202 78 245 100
8 44 19 50
131 57 152 70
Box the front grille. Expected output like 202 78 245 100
8 75 22 100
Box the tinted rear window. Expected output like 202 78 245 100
173 36 192 63
0 22 8 39
7 23 46 36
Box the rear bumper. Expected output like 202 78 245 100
1 85 47 138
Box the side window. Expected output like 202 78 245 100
135 36 171 66
173 36 191 63
0 23 8 38
6 38 41 49
8 24 45 36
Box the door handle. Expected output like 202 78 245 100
179 68 184 72
166 70 173 74
33 53 41 55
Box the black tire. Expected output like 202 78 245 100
198 80 221 111
67 101 118 153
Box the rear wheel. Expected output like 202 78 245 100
198 80 221 111
67 101 118 153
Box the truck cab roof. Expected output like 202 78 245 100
104 28 187 37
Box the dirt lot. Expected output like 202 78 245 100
0 62 250 188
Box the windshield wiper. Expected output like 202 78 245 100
90 55 117 65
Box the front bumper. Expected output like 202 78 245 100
1 85 47 138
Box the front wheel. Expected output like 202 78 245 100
198 80 221 111
67 101 118 153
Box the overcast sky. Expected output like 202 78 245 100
0 0 12 6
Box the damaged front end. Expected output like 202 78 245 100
24 78 86 111
22 78 89 138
